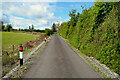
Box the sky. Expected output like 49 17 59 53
1 1 95 30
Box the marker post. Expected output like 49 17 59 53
19 44 23 66
45 36 46 42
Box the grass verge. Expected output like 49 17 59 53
10 35 53 78
2 32 47 76
62 36 110 79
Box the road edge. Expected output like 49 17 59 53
2 36 53 78
58 34 120 79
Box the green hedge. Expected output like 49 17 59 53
58 2 120 74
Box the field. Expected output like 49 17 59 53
2 32 45 76
2 32 39 51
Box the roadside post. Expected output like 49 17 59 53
19 44 23 66
45 36 46 42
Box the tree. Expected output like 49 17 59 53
94 2 114 29
52 23 56 32
30 25 34 32
19 28 21 31
45 28 53 36
32 25 34 30
69 9 78 26
0 21 4 31
4 24 12 32
2 25 5 31
67 9 79 38
29 26 31 30
58 2 120 75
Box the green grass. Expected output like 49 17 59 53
0 32 2 51
2 32 39 51
11 36 53 78
2 32 41 76
61 35 110 79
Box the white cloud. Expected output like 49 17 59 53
1 0 97 2
0 3 2 20
9 16 49 29
6 3 54 19
2 2 58 30
2 0 57 2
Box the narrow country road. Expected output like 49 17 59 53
24 34 103 78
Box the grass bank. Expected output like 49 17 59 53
2 32 46 76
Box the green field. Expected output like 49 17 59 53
2 32 39 51
2 32 41 75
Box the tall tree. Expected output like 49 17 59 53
19 28 21 31
0 21 4 31
52 23 56 32
32 25 34 32
67 9 79 38
5 24 12 32
32 25 34 30
2 25 5 30
69 9 78 26
29 26 31 30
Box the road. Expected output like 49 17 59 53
24 34 103 78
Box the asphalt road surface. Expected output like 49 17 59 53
24 34 103 78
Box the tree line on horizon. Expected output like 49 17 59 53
58 2 120 74
0 21 58 36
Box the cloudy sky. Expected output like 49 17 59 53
1 0 95 30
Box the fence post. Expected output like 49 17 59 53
13 45 14 52
19 44 23 66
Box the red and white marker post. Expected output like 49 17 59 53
19 44 23 66
45 36 46 42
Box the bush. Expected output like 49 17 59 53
45 28 53 36
58 2 120 74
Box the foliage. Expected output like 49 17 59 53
2 32 46 76
52 23 57 32
58 2 120 74
45 28 53 36
0 21 4 31
2 32 44 76
33 29 45 33
4 24 13 32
